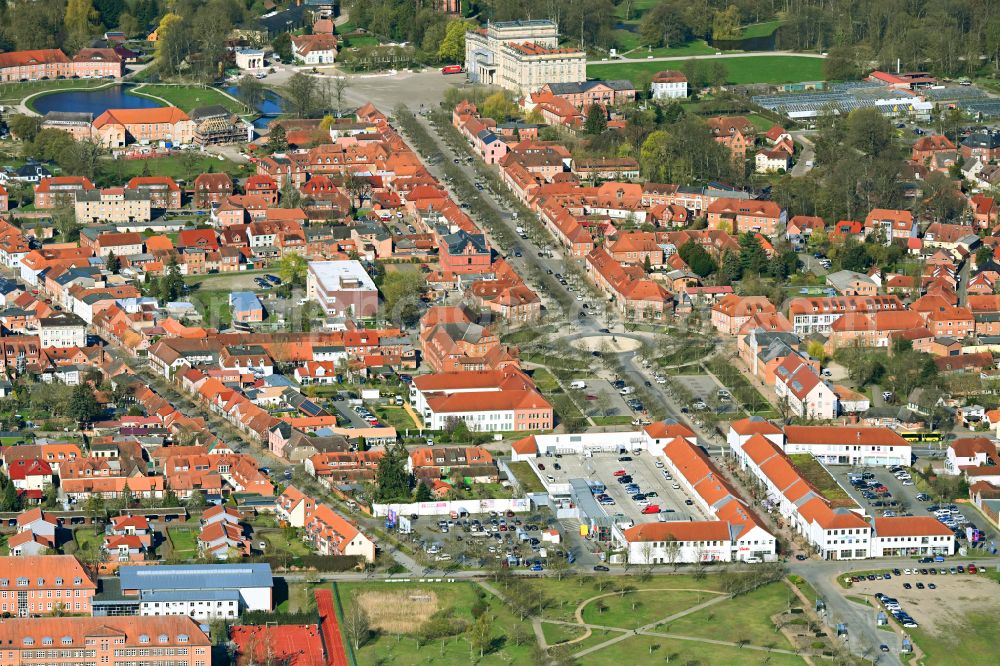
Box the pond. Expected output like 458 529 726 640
31 83 288 129
223 85 286 128
31 84 161 116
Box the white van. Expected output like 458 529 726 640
570 380 587 390
619 386 635 396
744 557 762 564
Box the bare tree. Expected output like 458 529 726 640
343 601 371 651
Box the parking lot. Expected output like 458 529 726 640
845 568 1000 636
827 463 999 551
540 449 711 525
402 510 564 570
571 378 638 420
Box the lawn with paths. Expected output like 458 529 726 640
658 581 798 650
581 588 722 629
587 55 824 85
581 635 807 666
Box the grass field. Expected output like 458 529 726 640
335 577 809 665
191 289 233 326
4 79 110 107
581 589 721 628
623 40 718 58
167 527 198 557
591 415 634 426
374 405 419 431
506 461 545 493
662 582 798 649
910 611 998 666
741 19 784 39
131 84 247 114
588 55 824 85
582 636 805 665
101 153 246 182
260 530 313 557
788 454 853 504
531 367 562 394
747 113 777 132
74 527 103 554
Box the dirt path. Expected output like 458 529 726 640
572 592 732 658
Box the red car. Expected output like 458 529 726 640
641 505 660 514
613 469 627 476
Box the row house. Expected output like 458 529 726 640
706 198 786 236
787 295 906 335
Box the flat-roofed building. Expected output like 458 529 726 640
305 260 378 318
118 563 273 619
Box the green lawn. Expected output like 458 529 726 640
374 405 419 431
741 19 784 39
788 454 853 504
130 84 248 114
100 153 247 182
191 289 234 326
660 582 798 649
531 367 562 394
277 581 320 613
623 40 718 58
910 612 999 666
260 530 313 557
167 527 198 557
4 79 111 107
581 636 806 666
338 581 538 666
506 461 545 494
343 35 380 48
74 527 103 554
581 589 720 629
540 621 586 646
591 415 635 426
747 113 777 132
588 55 824 85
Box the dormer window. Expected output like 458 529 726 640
139 635 149 644
159 634 169 643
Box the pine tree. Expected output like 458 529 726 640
106 250 120 273
414 481 433 502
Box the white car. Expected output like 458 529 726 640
671 483 681 490
655 376 667 384
903 568 911 574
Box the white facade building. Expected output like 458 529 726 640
38 312 88 348
465 20 586 93
119 563 272 620
650 70 688 100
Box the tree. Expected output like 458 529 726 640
272 31 293 62
117 11 140 37
374 443 412 501
0 476 21 512
277 253 307 287
584 104 607 135
640 1 691 47
466 612 493 658
237 74 265 109
332 76 350 117
919 171 966 221
7 115 43 142
823 45 860 81
94 0 124 28
481 92 517 122
65 0 100 53
344 603 370 651
438 19 470 62
266 124 288 153
847 108 894 157
806 340 828 364
154 13 189 75
677 240 717 277
69 383 101 424
159 258 185 303
976 244 993 268
414 480 433 502
9 0 66 50
738 232 768 276
380 271 426 327
711 5 741 40
284 72 319 118
105 250 120 273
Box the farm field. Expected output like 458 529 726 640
587 55 824 85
